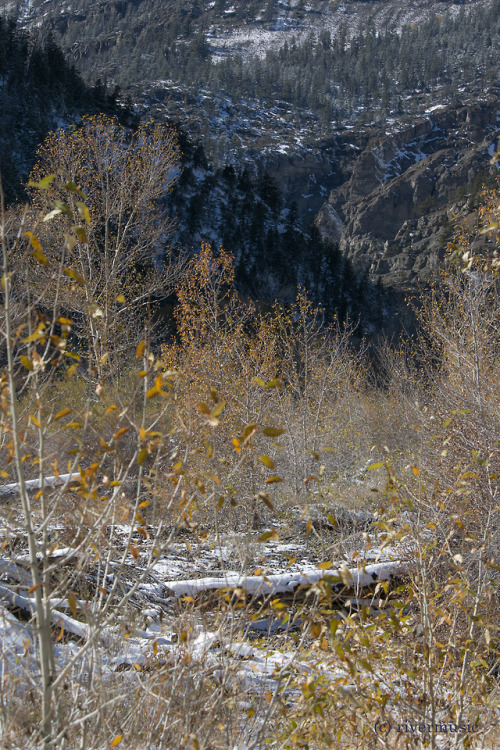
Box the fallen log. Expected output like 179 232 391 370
0 584 90 640
164 561 410 599
0 473 77 499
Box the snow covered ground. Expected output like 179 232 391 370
1 467 498 748
0 493 408 693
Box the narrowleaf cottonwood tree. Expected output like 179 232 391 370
1 175 200 748
163 245 367 530
162 243 283 529
23 115 182 379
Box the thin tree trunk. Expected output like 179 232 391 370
1 180 56 747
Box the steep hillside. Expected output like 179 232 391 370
315 95 500 286
6 0 498 144
6 1 493 77
7 0 497 206
0 18 133 202
164 129 395 334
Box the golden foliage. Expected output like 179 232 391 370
161 244 367 526
16 115 181 376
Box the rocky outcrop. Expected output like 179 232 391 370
315 95 500 286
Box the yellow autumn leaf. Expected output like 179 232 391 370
67 594 77 619
63 181 86 198
54 408 72 420
64 234 76 252
136 340 146 360
64 268 85 285
73 225 88 243
28 173 56 190
20 356 33 371
25 231 42 251
76 202 91 225
262 426 285 437
265 476 282 484
137 449 148 465
242 423 258 442
260 455 275 470
211 400 226 417
113 427 129 440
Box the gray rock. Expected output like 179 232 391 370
315 95 500 288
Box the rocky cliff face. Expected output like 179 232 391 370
315 95 500 287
